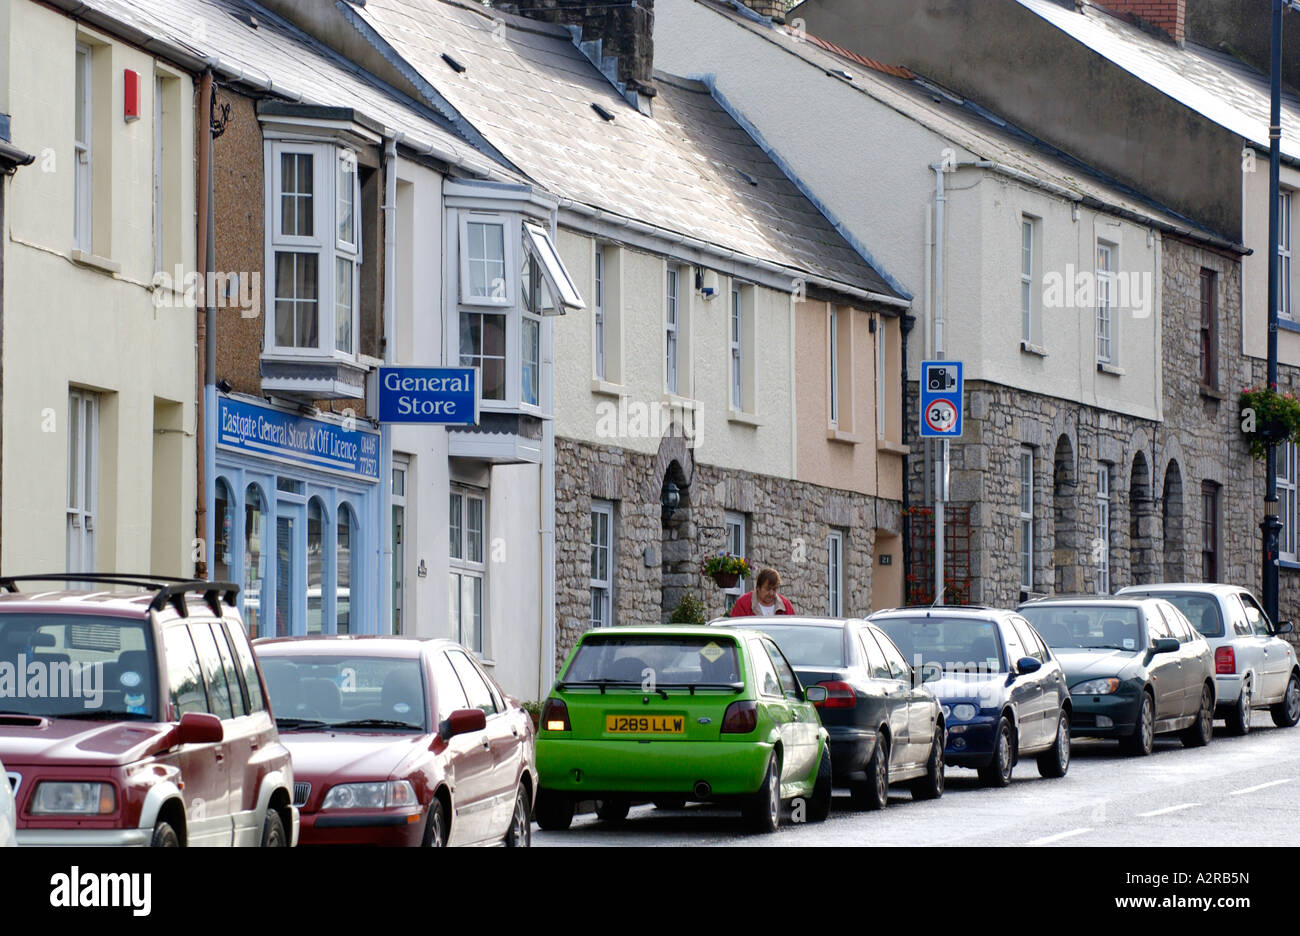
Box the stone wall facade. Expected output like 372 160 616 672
554 435 903 669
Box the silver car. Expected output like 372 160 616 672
0 757 15 847
1117 584 1300 734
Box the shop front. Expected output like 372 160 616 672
211 393 381 637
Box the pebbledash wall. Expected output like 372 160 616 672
553 434 901 665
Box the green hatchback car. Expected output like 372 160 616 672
534 627 832 833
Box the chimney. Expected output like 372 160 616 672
496 0 656 96
1091 0 1185 44
736 0 788 22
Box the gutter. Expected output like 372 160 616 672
380 137 397 634
196 69 214 578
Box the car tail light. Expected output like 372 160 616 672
720 700 758 734
541 698 570 732
1215 646 1236 675
816 681 857 709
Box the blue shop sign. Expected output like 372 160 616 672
378 367 479 425
216 395 380 481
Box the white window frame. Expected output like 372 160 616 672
449 487 486 653
828 529 844 617
1097 464 1111 595
1021 216 1035 344
666 265 679 395
1280 443 1298 561
265 141 361 358
829 307 840 425
459 214 513 307
74 42 93 253
522 221 583 311
594 245 606 380
731 285 743 412
724 511 749 601
1020 447 1034 591
390 457 407 636
1280 190 1293 321
1096 241 1114 364
590 500 614 628
67 389 99 575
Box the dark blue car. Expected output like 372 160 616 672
870 607 1071 787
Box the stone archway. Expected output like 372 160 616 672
1162 460 1185 581
1053 434 1081 593
1129 451 1156 585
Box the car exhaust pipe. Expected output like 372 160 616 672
693 780 711 799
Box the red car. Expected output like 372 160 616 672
254 636 537 846
0 574 297 846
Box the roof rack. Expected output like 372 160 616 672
0 574 240 619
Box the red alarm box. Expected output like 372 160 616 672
124 68 140 121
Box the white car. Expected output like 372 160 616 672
0 757 16 846
1117 584 1300 734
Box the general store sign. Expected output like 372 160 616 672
217 395 380 482
378 367 479 425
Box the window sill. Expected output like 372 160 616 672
826 427 861 445
728 410 762 428
1279 559 1300 572
1199 383 1226 401
1020 340 1048 357
591 379 626 398
71 250 121 276
662 392 697 410
1096 362 1125 377
1279 318 1300 334
877 439 910 456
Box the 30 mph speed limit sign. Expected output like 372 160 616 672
919 361 963 439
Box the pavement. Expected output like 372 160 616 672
534 712 1300 846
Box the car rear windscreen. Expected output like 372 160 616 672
565 635 741 686
737 624 844 668
1124 593 1224 638
0 613 155 719
876 617 1005 674
258 656 427 730
1019 605 1144 651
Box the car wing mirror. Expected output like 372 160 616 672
1277 621 1295 635
1152 638 1179 654
804 685 828 703
1014 656 1041 675
177 711 224 745
441 708 487 740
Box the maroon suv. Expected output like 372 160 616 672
255 636 536 846
0 574 297 846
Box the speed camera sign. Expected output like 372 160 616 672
919 361 962 439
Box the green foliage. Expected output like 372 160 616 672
699 553 752 578
668 591 708 626
1240 386 1300 459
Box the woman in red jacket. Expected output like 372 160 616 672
729 567 794 617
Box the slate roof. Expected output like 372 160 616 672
683 0 1235 248
54 0 510 179
1018 0 1300 162
348 0 905 300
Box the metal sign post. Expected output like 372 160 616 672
920 361 963 604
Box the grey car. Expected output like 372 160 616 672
715 616 945 809
1116 584 1300 734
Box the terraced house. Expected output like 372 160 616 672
658 0 1244 608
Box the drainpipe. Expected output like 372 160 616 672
900 312 914 603
196 69 214 579
539 211 559 700
380 137 397 633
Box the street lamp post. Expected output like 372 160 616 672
1262 0 1287 626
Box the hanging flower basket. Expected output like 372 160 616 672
1240 386 1300 459
699 554 750 590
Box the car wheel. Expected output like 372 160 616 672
910 725 945 800
422 797 447 847
534 790 574 832
807 744 833 822
1036 710 1071 779
1224 680 1253 736
850 735 889 810
742 752 781 834
1181 684 1214 748
260 809 286 847
595 798 630 823
150 820 180 848
1119 692 1155 756
1271 671 1300 729
978 717 1014 788
503 785 531 847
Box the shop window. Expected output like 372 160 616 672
243 485 267 639
307 498 325 635
338 503 355 635
214 479 234 582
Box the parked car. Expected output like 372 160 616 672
0 756 14 847
869 607 1071 786
1116 583 1300 733
534 626 831 833
0 574 297 846
714 616 945 808
1018 596 1216 755
255 636 536 847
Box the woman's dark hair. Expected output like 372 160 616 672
756 568 781 590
